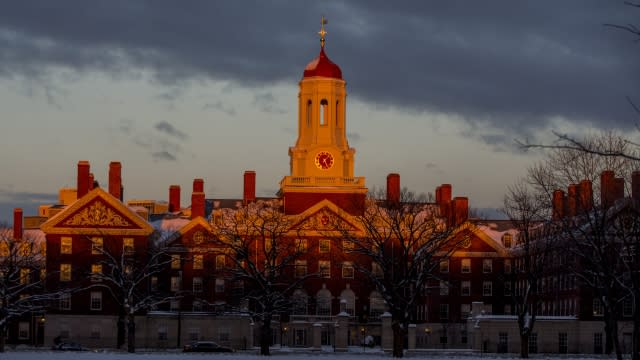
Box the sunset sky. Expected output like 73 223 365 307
0 1 637 221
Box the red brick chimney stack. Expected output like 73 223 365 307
553 189 565 220
386 173 400 204
601 170 615 209
243 171 256 204
109 161 122 201
451 197 469 226
13 208 22 240
439 184 452 219
435 186 441 204
566 184 578 217
191 179 205 219
169 185 181 212
579 179 593 212
633 171 640 202
77 160 91 198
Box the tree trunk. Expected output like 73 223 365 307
605 313 613 355
260 314 272 356
520 334 529 358
633 309 640 360
0 325 5 353
117 310 125 349
391 322 405 358
127 313 136 353
611 318 623 360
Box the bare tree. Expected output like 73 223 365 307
212 199 313 356
88 231 175 353
503 181 556 359
0 228 52 352
338 189 456 358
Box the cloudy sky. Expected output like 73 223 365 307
0 1 637 221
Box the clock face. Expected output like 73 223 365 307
315 151 334 170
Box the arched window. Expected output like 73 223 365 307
306 100 312 127
320 99 328 126
335 100 340 128
316 285 332 316
340 285 355 316
502 233 512 248
291 289 308 315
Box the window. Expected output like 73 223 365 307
558 332 568 354
504 259 512 274
461 259 471 273
483 259 492 273
319 239 330 253
171 254 181 269
342 239 354 252
188 328 200 342
90 291 102 310
193 277 203 293
193 255 203 270
317 289 331 316
18 322 29 340
192 231 204 245
91 237 103 255
219 328 230 343
216 254 228 269
295 260 307 278
593 298 604 316
215 278 225 293
461 330 468 344
503 234 512 248
319 260 330 278
498 332 508 353
504 281 512 296
90 325 101 340
296 239 308 252
91 264 102 281
372 262 383 278
158 327 168 341
440 280 449 296
342 262 354 279
170 276 181 292
59 293 71 310
292 289 308 315
439 304 449 320
320 99 328 126
306 100 312 127
123 238 134 254
19 268 29 285
150 276 158 291
370 292 385 319
461 281 471 296
440 260 449 273
594 332 603 354
61 237 72 254
623 298 633 317
483 281 493 296
529 333 538 354
60 263 71 282
461 304 471 319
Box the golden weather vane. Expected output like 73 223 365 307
318 16 328 48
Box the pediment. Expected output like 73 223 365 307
448 222 510 258
290 199 363 235
41 188 153 236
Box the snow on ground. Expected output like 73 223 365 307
4 348 615 360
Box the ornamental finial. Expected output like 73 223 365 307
318 16 328 48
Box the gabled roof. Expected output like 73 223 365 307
41 187 154 236
290 199 364 235
448 221 511 257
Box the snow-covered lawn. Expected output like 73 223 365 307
4 348 615 360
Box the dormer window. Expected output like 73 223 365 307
503 234 512 248
320 99 328 126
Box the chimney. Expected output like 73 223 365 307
243 171 256 204
633 171 640 202
553 189 565 220
579 179 593 212
451 197 468 226
193 178 204 193
169 185 181 212
13 208 22 240
435 186 441 204
439 184 452 219
386 173 400 204
566 184 578 217
109 161 122 201
601 170 615 208
191 179 205 219
77 160 90 198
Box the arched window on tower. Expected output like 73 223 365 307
306 100 312 127
335 100 340 128
320 99 328 126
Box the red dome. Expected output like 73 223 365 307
303 47 343 79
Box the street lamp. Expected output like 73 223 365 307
282 326 288 347
360 327 366 351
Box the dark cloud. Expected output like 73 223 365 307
152 151 177 161
0 189 58 204
252 92 286 114
0 1 636 144
155 121 188 140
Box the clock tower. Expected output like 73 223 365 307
280 18 367 215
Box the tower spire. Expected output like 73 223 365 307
318 16 328 48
